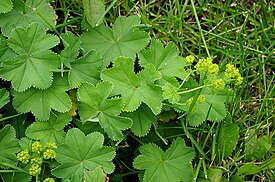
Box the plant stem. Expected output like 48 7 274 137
177 85 206 95
180 118 209 160
0 162 28 174
0 113 22 123
190 0 210 57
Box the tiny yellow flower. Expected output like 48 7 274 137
198 95 206 103
186 55 195 64
225 63 240 79
213 79 225 90
208 64 219 74
30 157 43 166
43 178 55 182
17 150 30 163
45 142 57 149
29 164 41 176
194 57 213 74
32 141 42 154
236 76 243 85
43 149 56 160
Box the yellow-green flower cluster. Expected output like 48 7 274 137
17 141 58 176
29 164 41 176
29 157 43 176
194 57 219 74
213 79 225 90
17 149 30 163
225 63 243 85
43 178 55 182
43 149 56 160
186 55 195 64
32 141 43 154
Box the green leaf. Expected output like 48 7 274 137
162 83 180 104
62 175 82 182
244 130 272 161
0 34 16 67
101 57 163 115
83 0 105 27
60 32 102 87
0 0 13 14
68 50 102 88
26 113 72 145
0 23 60 91
84 167 106 182
0 0 56 36
81 16 150 66
238 163 261 175
122 104 157 137
139 39 187 79
60 32 81 67
133 137 195 182
216 123 239 159
52 128 116 179
189 90 228 126
0 125 20 166
78 82 132 140
0 88 9 109
12 74 72 121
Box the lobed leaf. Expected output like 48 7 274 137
122 104 157 137
101 57 163 115
81 16 150 66
26 112 72 145
52 128 116 179
12 74 72 121
133 137 195 182
78 82 132 140
0 0 56 36
139 39 188 79
0 125 20 166
0 23 60 91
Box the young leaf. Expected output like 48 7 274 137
0 88 9 109
84 167 106 182
26 113 72 145
101 57 163 115
122 104 157 137
0 125 20 166
81 16 150 66
78 82 132 140
139 39 187 79
0 0 13 15
83 0 105 27
12 74 72 121
0 0 56 36
52 128 116 179
0 23 60 91
216 123 239 159
133 137 195 182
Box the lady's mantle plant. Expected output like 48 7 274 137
0 0 243 182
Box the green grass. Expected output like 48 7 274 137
97 0 274 181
